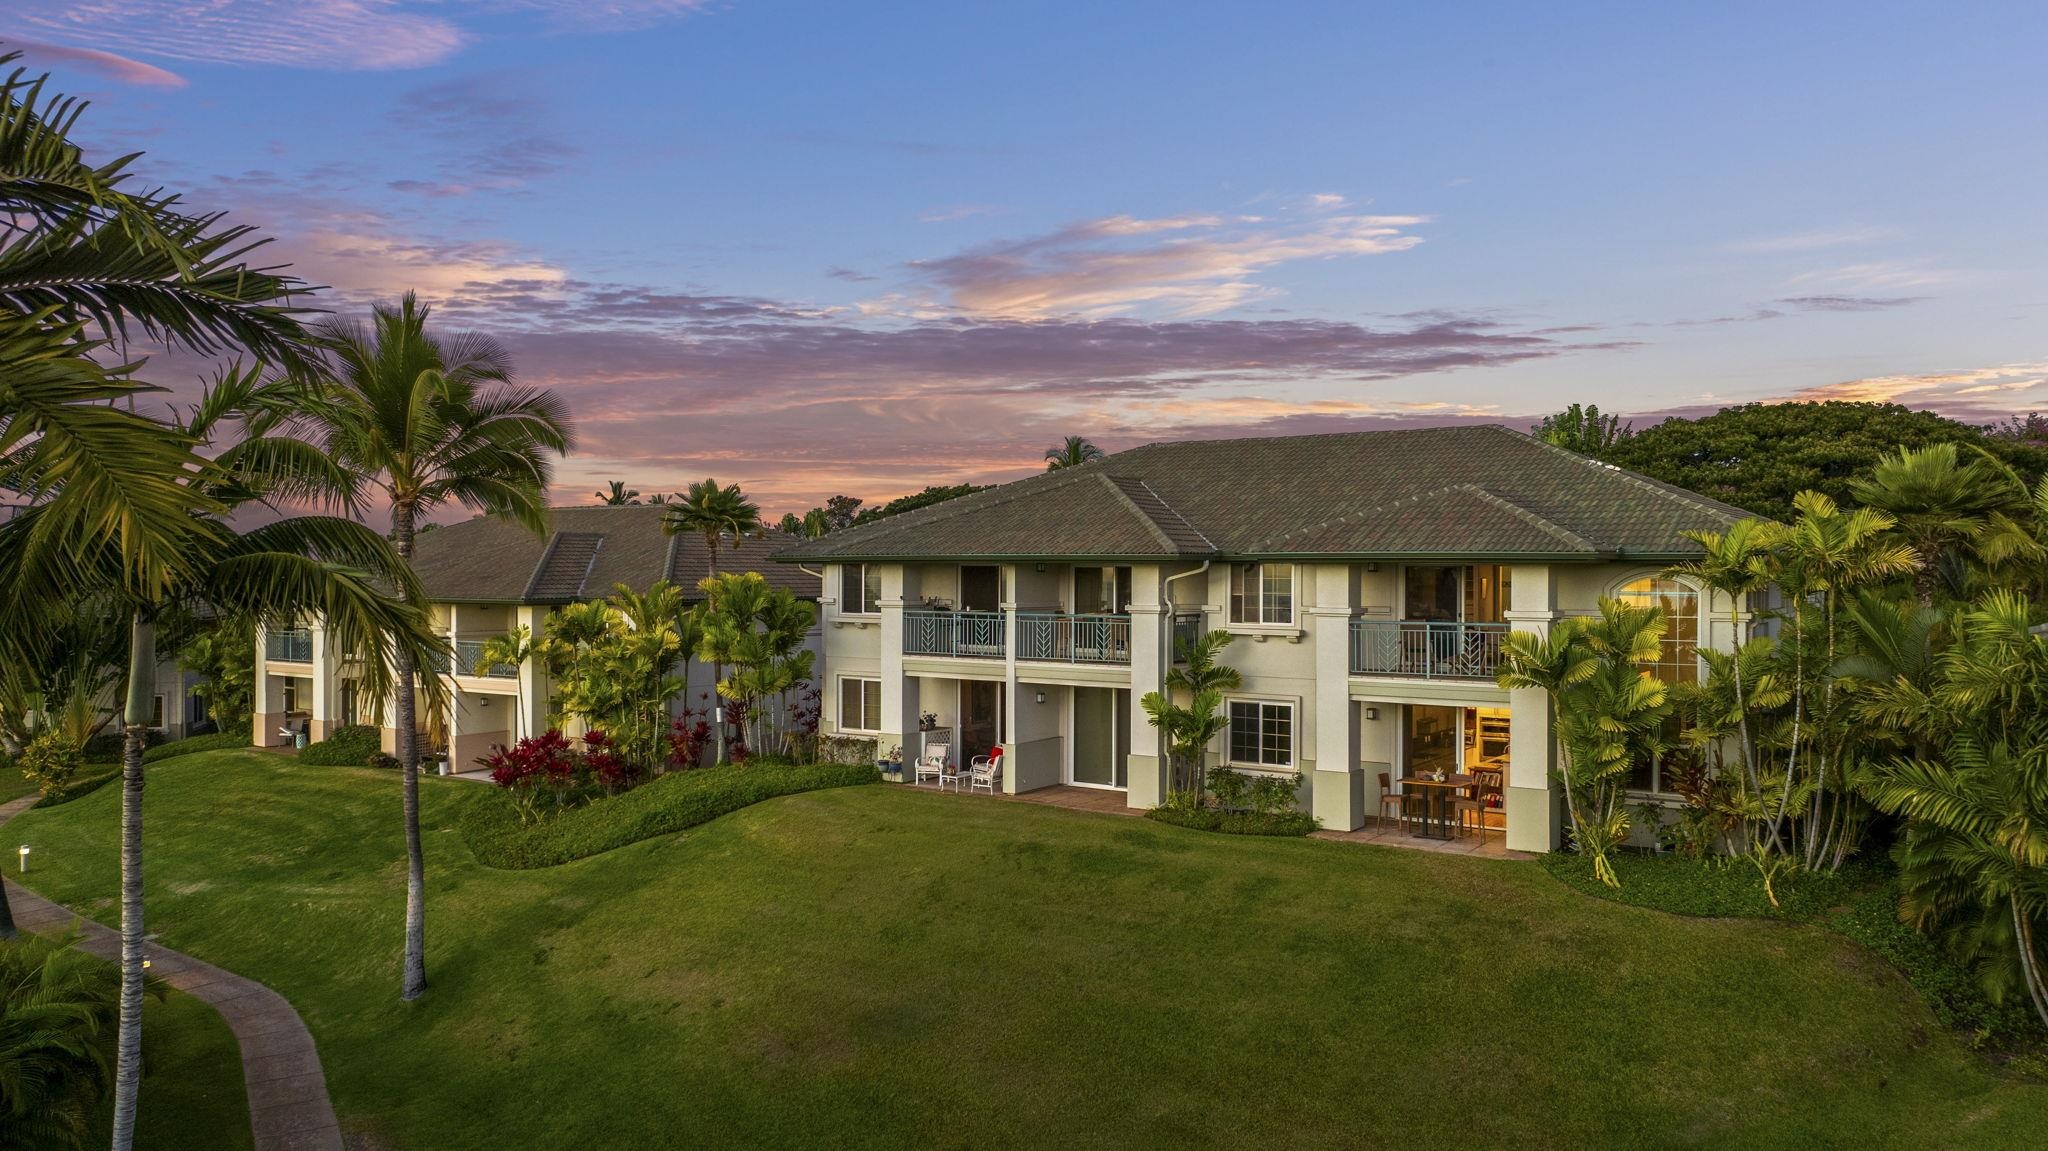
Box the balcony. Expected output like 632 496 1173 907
265 628 313 663
1350 620 1510 680
904 609 1006 659
1017 613 1131 665
453 638 518 679
1170 611 1205 663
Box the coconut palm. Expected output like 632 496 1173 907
661 477 761 577
1043 435 1105 470
1848 443 2036 604
302 292 572 1001
596 480 641 505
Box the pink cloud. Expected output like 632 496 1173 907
4 38 185 87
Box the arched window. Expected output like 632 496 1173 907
1615 577 1701 685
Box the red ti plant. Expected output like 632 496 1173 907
583 729 641 794
480 729 579 825
667 699 714 770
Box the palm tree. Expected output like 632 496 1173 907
662 479 760 762
596 480 641 505
1862 592 2048 1027
1667 519 1778 822
1848 443 2036 604
1140 629 1240 798
1 58 378 1148
0 928 161 1149
661 477 761 577
303 292 572 1001
1044 435 1105 470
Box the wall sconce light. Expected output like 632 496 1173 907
1364 706 1380 721
1035 691 1047 705
1035 563 1048 573
1364 562 1379 573
477 696 490 707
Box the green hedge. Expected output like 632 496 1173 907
1541 850 2044 1052
34 769 119 808
1143 806 1319 837
143 732 250 763
1537 850 1861 921
296 725 380 767
460 761 879 869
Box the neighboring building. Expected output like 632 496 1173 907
778 424 1754 854
252 506 822 770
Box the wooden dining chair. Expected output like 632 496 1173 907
1376 772 1407 830
1454 769 1505 837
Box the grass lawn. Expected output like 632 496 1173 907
85 987 252 1150
0 760 38 804
11 749 2046 1150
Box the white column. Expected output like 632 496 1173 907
878 565 920 771
1125 564 1167 808
309 616 334 741
1000 564 1022 793
1310 563 1364 830
252 623 277 746
517 605 549 742
1504 564 1560 853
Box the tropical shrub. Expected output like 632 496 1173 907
461 760 878 868
480 730 585 825
817 735 878 766
296 724 381 766
16 731 83 798
175 617 256 732
1140 629 1240 799
0 931 163 1150
665 702 714 770
1144 803 1317 837
581 729 641 794
539 584 685 773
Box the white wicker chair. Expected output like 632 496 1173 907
968 747 1004 794
912 742 951 787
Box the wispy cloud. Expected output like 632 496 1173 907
1788 361 2048 414
1727 226 1897 253
1673 294 1926 326
1786 259 1959 292
386 71 579 192
4 2 714 71
918 203 1003 223
4 37 185 87
911 205 1428 318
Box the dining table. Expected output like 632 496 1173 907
1402 773 1475 840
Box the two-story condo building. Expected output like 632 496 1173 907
778 424 1751 855
252 505 821 770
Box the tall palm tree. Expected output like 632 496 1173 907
303 292 572 1001
1667 519 1778 816
1 57 375 1149
596 480 640 505
1849 443 2035 604
1044 435 1105 470
662 477 761 577
662 479 760 763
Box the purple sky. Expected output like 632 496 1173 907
6 2 2046 515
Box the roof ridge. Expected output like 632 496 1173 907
801 466 1109 547
1248 482 1603 555
573 535 605 599
520 532 566 601
1106 474 1216 552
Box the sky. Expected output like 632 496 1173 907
5 1 2047 516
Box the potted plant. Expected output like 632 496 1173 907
878 743 903 782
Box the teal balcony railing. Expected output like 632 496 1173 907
904 610 1006 658
1349 620 1509 680
453 638 518 679
1017 613 1131 665
265 628 312 663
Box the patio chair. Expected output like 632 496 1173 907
969 747 1004 794
1454 769 1505 837
912 742 951 787
1375 772 1407 830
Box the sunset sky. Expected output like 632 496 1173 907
6 2 2046 514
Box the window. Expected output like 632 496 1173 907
839 564 882 615
839 676 883 732
1617 576 1702 792
149 695 166 728
1228 563 1294 626
1227 699 1294 768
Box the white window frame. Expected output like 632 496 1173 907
1227 563 1295 628
838 675 884 733
1612 572 1704 797
838 564 882 617
1224 696 1296 771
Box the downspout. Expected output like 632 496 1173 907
1159 560 1213 686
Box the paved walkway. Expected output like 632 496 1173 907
0 795 344 1151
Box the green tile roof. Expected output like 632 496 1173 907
411 505 816 604
776 424 1751 563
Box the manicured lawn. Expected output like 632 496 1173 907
12 750 2046 1149
86 987 252 1150
0 760 38 804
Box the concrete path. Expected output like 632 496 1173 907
1 794 344 1151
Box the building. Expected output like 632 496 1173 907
252 505 822 770
777 424 1753 854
